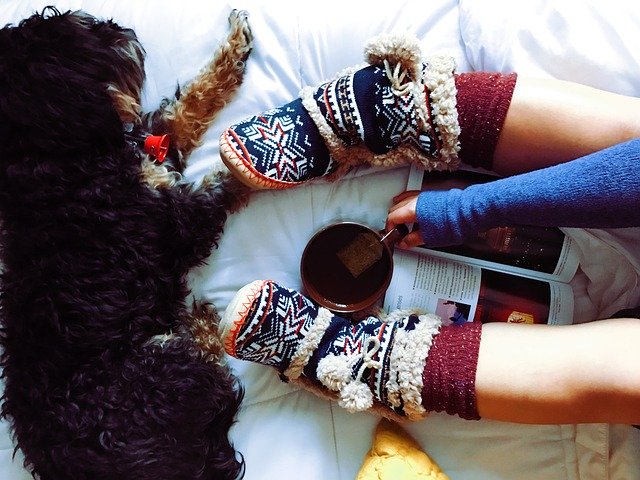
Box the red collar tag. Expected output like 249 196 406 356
143 134 170 162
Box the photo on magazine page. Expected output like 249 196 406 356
472 268 555 324
383 250 574 325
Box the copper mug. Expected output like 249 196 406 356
300 222 409 313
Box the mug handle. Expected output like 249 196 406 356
379 223 410 249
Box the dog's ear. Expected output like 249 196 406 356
91 14 147 124
0 9 145 155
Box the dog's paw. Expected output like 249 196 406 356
228 9 253 60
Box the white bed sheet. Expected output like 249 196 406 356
1 1 639 479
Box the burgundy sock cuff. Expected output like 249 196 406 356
454 72 517 170
421 322 482 420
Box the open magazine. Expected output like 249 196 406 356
382 165 579 325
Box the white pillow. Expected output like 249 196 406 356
459 0 640 95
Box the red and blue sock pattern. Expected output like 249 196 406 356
313 65 439 157
221 99 337 187
222 280 436 418
225 280 320 372
220 64 446 189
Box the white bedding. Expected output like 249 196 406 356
1 1 639 479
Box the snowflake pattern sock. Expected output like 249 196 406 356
219 99 336 189
219 33 460 190
220 279 442 419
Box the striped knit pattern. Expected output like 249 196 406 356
313 65 438 157
221 280 441 419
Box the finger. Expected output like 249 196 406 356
387 199 417 227
391 190 421 205
386 207 414 232
397 231 424 249
388 200 412 215
388 194 419 223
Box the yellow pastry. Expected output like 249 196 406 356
356 419 450 480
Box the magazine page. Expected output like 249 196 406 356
383 249 574 325
405 165 579 283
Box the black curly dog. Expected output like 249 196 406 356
0 7 253 479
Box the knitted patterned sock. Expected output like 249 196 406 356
301 56 460 173
455 72 517 170
221 279 323 371
312 65 438 156
219 99 337 189
421 322 482 420
220 280 442 419
220 36 461 190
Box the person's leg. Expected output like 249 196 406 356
492 77 640 176
476 318 640 424
220 279 640 425
222 60 640 188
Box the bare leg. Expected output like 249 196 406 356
221 280 640 424
493 77 640 176
476 317 640 424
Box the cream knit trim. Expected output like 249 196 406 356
288 308 441 420
283 307 334 380
387 312 442 420
300 83 365 176
365 32 460 171
423 54 461 170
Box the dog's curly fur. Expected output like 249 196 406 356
0 7 253 479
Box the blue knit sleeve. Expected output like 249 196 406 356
415 138 640 247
